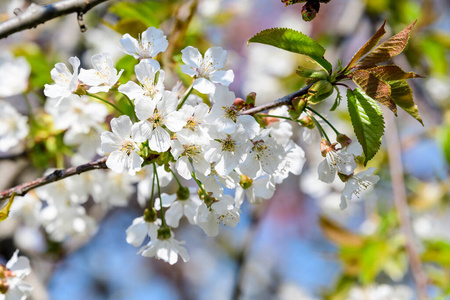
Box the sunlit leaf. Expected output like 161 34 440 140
347 89 385 165
355 20 417 68
389 80 423 125
0 192 15 221
351 69 397 114
345 20 386 70
248 28 331 71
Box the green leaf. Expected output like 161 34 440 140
0 192 15 221
248 28 331 71
389 80 423 125
355 20 417 69
345 20 386 70
347 89 385 165
351 69 397 114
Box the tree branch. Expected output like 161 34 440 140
384 111 428 300
241 84 312 115
0 0 110 39
0 157 107 201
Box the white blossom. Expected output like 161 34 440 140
206 86 259 138
195 194 241 237
134 90 187 152
176 103 211 142
0 250 32 300
118 59 164 102
203 128 252 176
126 216 160 247
158 189 202 227
139 231 189 265
78 53 123 93
171 138 210 180
44 56 79 105
273 140 306 184
0 101 28 152
180 46 234 94
235 175 276 208
318 143 357 184
101 115 145 175
120 27 168 60
40 204 96 242
0 53 30 98
340 167 380 210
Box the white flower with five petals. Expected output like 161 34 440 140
0 250 32 300
78 53 123 93
120 27 168 60
340 167 380 210
134 90 187 152
118 59 164 102
180 46 234 94
44 56 80 105
100 115 145 175
139 231 189 265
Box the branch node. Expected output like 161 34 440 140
77 11 87 33
13 8 23 16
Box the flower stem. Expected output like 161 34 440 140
306 107 340 136
191 171 208 199
306 111 330 142
177 83 194 110
86 92 126 115
124 95 137 122
170 169 183 189
154 163 165 227
148 165 157 209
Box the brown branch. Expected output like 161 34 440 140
384 111 428 300
0 157 107 201
0 0 110 39
241 84 312 115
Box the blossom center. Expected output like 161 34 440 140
184 144 202 159
121 140 135 156
222 106 239 122
221 136 236 152
149 112 164 127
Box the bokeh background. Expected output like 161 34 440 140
1 0 450 299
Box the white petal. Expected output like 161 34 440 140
193 77 216 94
210 69 234 86
149 126 171 152
204 47 227 70
110 115 132 140
165 201 183 227
181 46 202 68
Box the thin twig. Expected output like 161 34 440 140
241 84 312 115
0 0 110 39
384 111 428 300
0 157 107 201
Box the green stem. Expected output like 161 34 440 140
124 95 137 122
86 92 126 115
306 111 330 142
191 171 208 199
177 83 194 110
306 107 340 136
154 163 165 226
148 164 157 208
170 169 183 189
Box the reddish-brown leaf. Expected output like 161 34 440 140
390 80 423 125
345 20 386 70
367 65 423 81
355 20 417 69
352 69 397 114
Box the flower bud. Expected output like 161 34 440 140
308 80 333 104
233 97 246 110
176 186 190 201
299 116 315 129
288 107 301 121
292 96 307 114
144 208 158 223
246 92 256 106
320 139 332 157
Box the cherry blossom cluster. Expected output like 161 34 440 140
2 26 379 267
